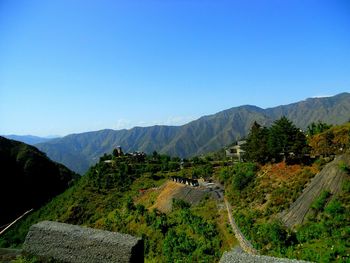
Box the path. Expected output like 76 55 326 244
224 197 257 255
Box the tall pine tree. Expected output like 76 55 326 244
268 117 308 163
244 121 269 163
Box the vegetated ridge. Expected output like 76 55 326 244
36 92 350 174
0 136 77 226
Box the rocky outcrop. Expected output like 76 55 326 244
281 154 349 228
23 221 143 263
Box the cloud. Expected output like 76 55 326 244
312 94 333 98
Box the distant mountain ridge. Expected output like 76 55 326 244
36 93 350 174
2 135 58 145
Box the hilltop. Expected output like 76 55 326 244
36 93 350 173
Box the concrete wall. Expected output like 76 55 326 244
23 221 143 263
224 198 257 255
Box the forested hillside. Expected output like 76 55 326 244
0 137 77 226
218 120 350 262
0 151 234 262
37 93 350 173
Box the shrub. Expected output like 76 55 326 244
296 222 326 242
218 167 230 183
325 199 344 215
311 190 330 212
232 162 257 191
172 199 191 210
255 220 290 248
342 179 350 193
338 161 350 173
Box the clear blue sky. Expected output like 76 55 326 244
1 0 349 136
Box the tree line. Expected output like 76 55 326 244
242 117 350 164
243 117 309 164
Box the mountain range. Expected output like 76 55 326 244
35 92 350 174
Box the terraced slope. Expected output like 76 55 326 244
281 154 350 228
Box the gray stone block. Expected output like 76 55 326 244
220 251 312 263
23 221 143 263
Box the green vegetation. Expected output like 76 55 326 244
224 120 350 262
339 161 350 174
311 190 330 212
11 255 41 263
244 117 309 164
0 151 230 262
292 192 349 262
217 162 257 192
307 121 332 136
309 122 350 157
3 117 350 262
243 122 269 164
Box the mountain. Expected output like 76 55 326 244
0 136 77 225
36 93 350 174
2 135 57 145
265 93 350 128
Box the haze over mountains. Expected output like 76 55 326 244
31 93 350 174
2 135 58 145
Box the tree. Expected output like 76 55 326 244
268 117 308 163
244 121 269 164
307 121 332 136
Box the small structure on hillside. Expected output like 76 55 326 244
171 176 199 187
126 151 146 162
225 140 246 162
113 146 124 157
